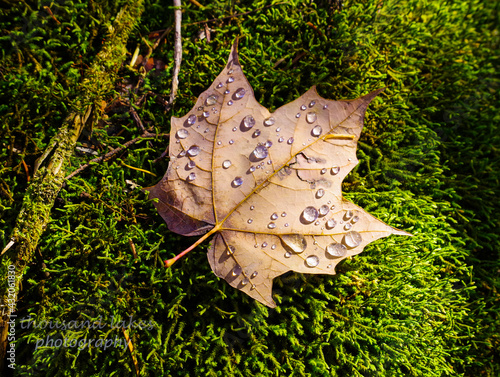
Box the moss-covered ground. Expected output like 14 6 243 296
0 0 498 376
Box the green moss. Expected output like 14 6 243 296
1 0 499 376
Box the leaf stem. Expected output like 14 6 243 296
164 225 219 267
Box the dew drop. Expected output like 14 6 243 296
250 205 255 210
352 216 359 223
232 265 242 276
271 245 276 250
254 244 259 248
232 127 237 132
226 245 235 255
326 243 347 257
284 223 289 227
204 128 209 133
281 212 287 217
224 89 230 95
217 83 223 88
278 137 284 143
228 69 233 74
271 213 278 220
243 115 256 130
229 140 234 145
234 88 246 99
345 210 353 219
311 125 323 137
253 129 261 137
252 145 268 160
187 145 200 157
309 100 316 107
331 166 340 175
305 255 320 267
284 252 291 258
268 222 276 229
176 129 189 140
228 77 235 83
247 219 253 224
217 141 222 145
265 140 273 148
316 188 325 198
344 231 362 248
227 100 233 106
300 105 307 111
326 218 337 229
264 117 275 126
296 113 301 118
205 95 218 106
315 221 320 225
251 271 258 278
344 223 352 230
321 168 327 174
241 277 249 286
187 161 196 169
276 127 281 132
179 150 186 157
222 160 232 169
287 137 294 144
330 205 335 210
319 205 330 216
232 177 243 187
306 112 317 124
249 166 256 172
203 111 210 118
262 242 268 248
281 234 307 253
301 206 319 223
187 114 197 125
323 104 328 109
267 160 272 165
187 172 196 181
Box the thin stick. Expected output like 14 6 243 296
169 0 182 105
65 132 168 180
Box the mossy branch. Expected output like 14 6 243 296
0 1 144 369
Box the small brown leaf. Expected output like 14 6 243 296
148 41 411 308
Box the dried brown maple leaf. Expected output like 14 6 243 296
148 41 411 308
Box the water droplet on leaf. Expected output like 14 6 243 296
319 205 329 216
305 255 320 267
232 265 242 276
345 210 353 219
326 243 347 257
205 95 218 106
232 177 243 187
187 145 200 157
187 115 197 125
271 213 278 220
268 222 276 229
228 77 234 83
311 125 322 137
309 100 316 107
301 206 319 223
243 115 256 130
252 145 268 160
222 160 232 169
344 231 362 247
235 88 246 99
306 112 317 124
187 172 196 181
331 166 340 175
344 223 352 230
281 234 307 253
352 216 359 223
264 117 275 126
287 137 294 144
253 129 261 137
176 129 189 139
326 219 337 229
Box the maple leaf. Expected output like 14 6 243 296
148 41 411 308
